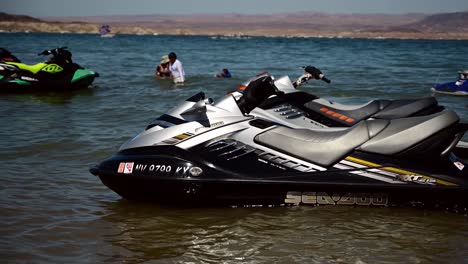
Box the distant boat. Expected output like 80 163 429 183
211 34 252 40
99 24 115 38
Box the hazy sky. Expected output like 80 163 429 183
3 0 468 17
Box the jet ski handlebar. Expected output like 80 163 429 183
237 66 330 114
38 47 69 56
293 66 331 88
38 47 73 64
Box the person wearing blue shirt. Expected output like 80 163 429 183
216 68 232 78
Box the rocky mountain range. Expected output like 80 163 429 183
1 11 467 39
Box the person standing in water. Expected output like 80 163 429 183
155 55 171 78
168 52 185 84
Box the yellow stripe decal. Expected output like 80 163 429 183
345 156 380 168
345 156 457 186
173 133 191 140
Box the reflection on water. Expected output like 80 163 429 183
8 88 95 105
96 202 468 263
1 33 468 263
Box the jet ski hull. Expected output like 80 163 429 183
91 146 468 212
455 141 468 161
0 69 98 93
431 80 468 96
96 172 468 211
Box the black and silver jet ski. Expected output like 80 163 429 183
0 47 98 93
90 75 468 211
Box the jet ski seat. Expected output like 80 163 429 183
254 110 459 167
372 97 438 119
358 110 459 155
5 62 47 74
304 97 438 126
254 119 389 167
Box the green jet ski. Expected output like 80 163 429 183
0 47 99 93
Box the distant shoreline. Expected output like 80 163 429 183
1 22 468 40
1 10 468 40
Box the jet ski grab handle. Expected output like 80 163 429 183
293 66 331 88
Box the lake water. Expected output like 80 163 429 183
1 33 468 263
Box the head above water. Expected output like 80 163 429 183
160 55 169 64
168 52 177 63
459 70 468 80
